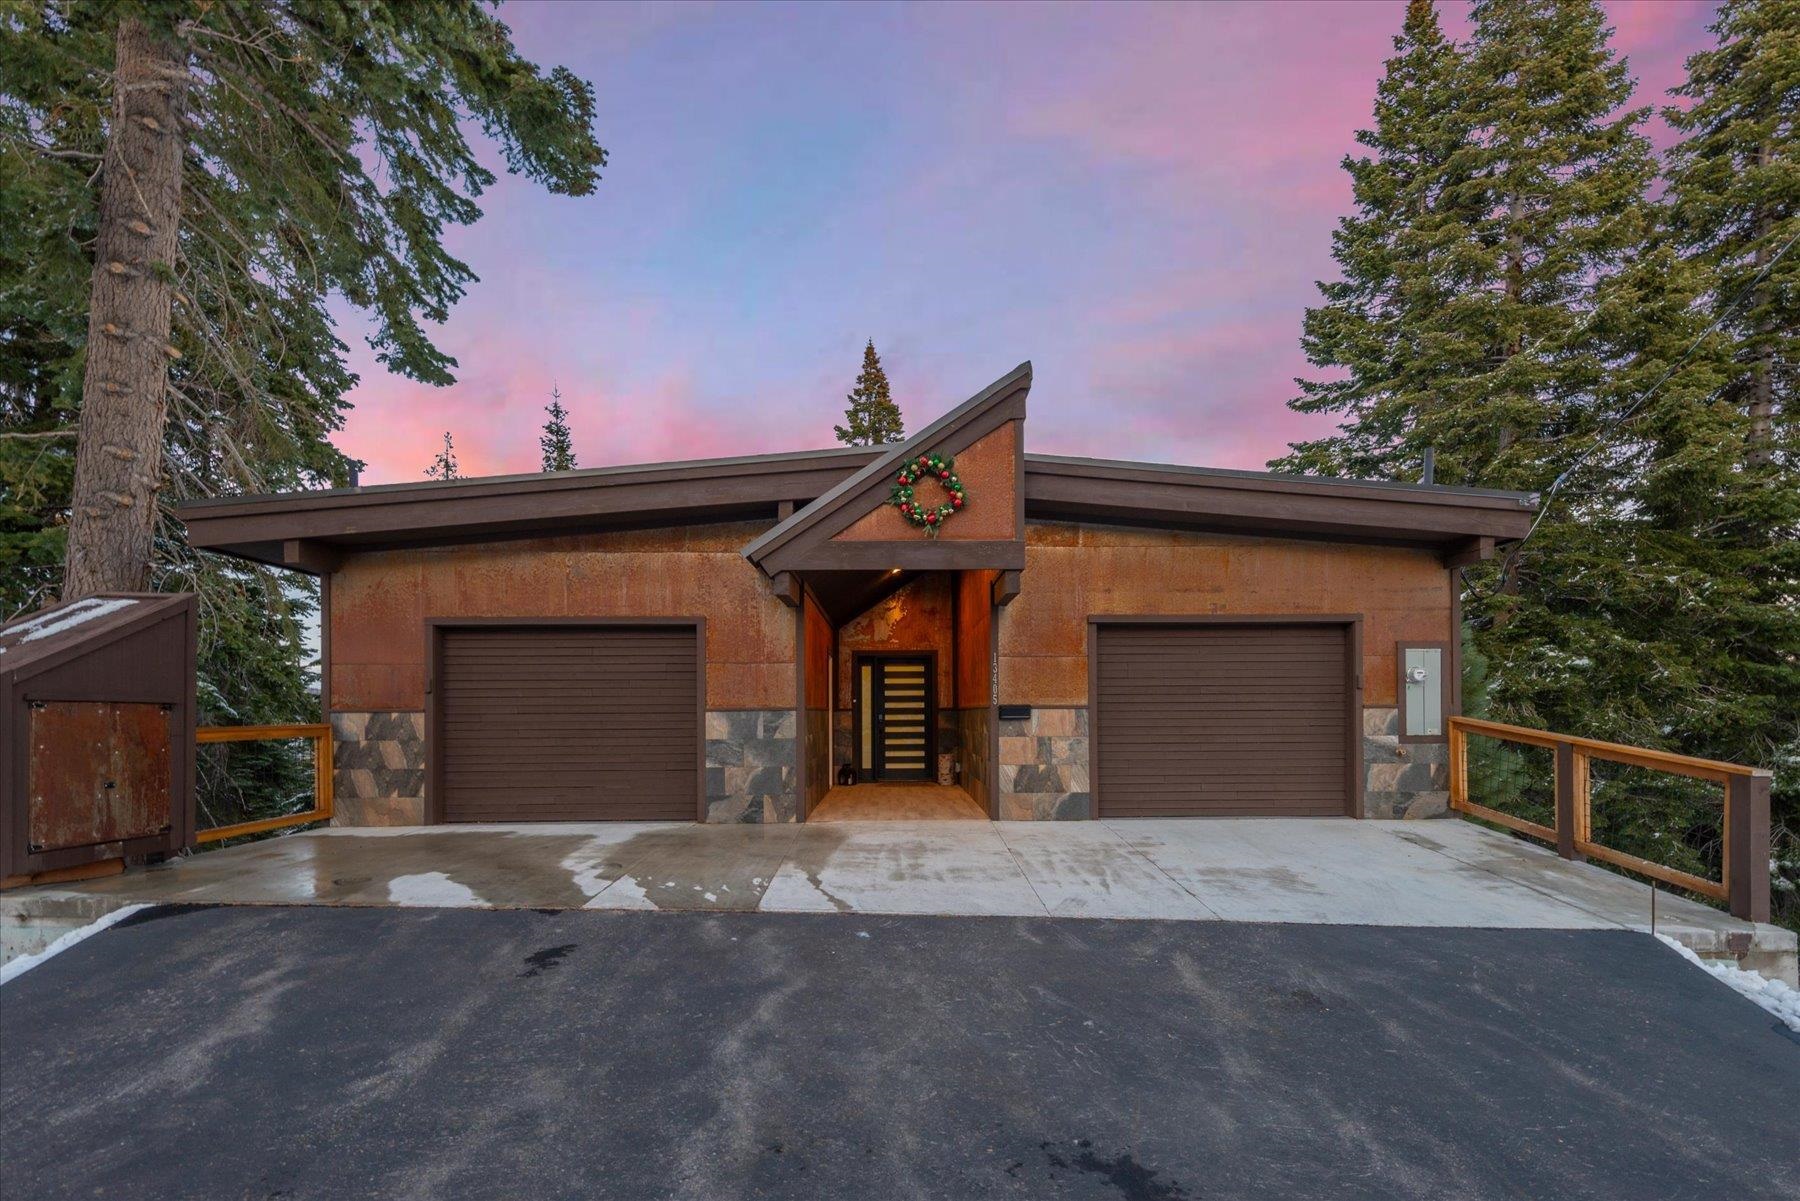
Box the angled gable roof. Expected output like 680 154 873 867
740 362 1032 575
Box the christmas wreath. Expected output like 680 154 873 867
889 451 966 537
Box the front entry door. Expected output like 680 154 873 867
856 655 934 781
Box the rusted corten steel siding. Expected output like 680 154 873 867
954 568 998 707
833 420 1021 543
834 575 956 711
330 522 795 713
1001 522 1450 708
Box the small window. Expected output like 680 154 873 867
1398 642 1450 742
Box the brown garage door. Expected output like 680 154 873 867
437 625 698 822
1095 622 1352 818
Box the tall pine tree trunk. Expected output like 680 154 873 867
63 17 189 600
1745 139 1774 468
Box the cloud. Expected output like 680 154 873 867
330 1 1720 483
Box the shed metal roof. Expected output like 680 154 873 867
0 593 192 681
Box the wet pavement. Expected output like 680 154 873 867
21 816 1775 943
4 906 1796 1200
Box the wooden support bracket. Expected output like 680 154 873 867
769 571 802 608
280 539 342 575
1442 536 1495 568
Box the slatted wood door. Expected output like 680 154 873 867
857 655 933 781
437 625 698 822
1094 623 1352 818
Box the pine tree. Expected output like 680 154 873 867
0 3 603 729
540 388 576 472
1655 0 1800 918
426 433 459 481
1 2 600 589
1665 0 1797 471
1421 0 1658 497
834 340 904 445
1275 0 1475 482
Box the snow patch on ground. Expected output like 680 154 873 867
1657 934 1800 1032
586 875 655 910
559 843 618 899
0 904 150 986
386 872 484 907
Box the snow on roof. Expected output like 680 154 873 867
0 597 139 655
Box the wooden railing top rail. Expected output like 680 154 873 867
195 723 333 844
198 723 330 743
1450 716 1768 782
1447 716 1770 922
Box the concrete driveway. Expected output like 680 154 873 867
14 818 1791 983
3 906 1796 1201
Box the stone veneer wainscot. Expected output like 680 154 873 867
705 710 798 823
331 711 426 825
998 708 1090 820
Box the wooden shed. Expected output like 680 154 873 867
0 593 196 885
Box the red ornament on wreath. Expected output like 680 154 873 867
887 451 967 538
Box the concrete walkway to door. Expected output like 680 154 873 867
7 816 1793 981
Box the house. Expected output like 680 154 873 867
179 363 1535 826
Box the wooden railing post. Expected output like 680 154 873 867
1728 771 1771 923
1448 720 1466 812
1553 740 1578 860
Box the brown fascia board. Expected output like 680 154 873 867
179 445 885 569
1022 455 1536 545
179 375 1537 571
741 361 1033 574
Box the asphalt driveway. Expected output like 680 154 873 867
2 906 1795 1201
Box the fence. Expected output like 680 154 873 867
194 723 333 843
1448 716 1771 922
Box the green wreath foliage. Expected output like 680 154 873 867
889 452 966 537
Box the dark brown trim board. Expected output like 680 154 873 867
794 600 808 821
423 617 707 823
1449 573 1464 717
1086 615 1365 820
1396 640 1454 745
319 572 333 723
988 591 1001 820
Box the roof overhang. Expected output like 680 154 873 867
1024 456 1535 558
178 446 882 572
178 376 1534 575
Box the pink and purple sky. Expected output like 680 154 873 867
332 0 1717 484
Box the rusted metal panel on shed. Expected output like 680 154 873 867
28 701 174 852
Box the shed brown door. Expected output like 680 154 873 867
437 626 698 822
1095 623 1352 818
